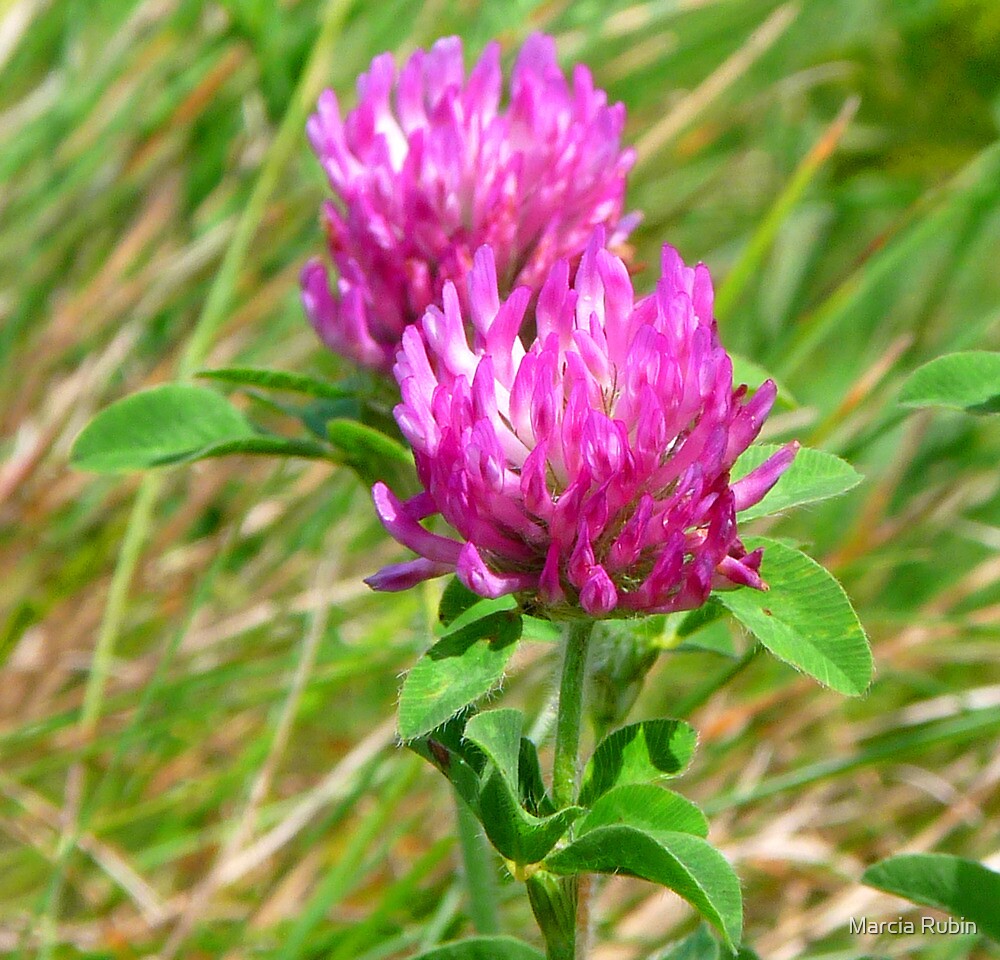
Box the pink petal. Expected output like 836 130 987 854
731 441 800 512
456 542 537 599
365 558 454 592
372 483 462 563
580 565 617 616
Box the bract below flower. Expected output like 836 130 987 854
366 232 798 617
301 34 635 371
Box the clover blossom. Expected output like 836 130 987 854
301 34 635 371
366 232 798 617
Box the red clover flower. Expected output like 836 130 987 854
366 231 798 617
301 34 635 371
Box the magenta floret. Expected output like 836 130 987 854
301 34 636 371
367 231 798 617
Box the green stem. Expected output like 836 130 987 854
526 873 577 960
454 790 500 934
552 621 594 810
531 620 595 960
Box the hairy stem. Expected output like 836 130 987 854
552 620 594 810
527 873 577 960
532 619 595 960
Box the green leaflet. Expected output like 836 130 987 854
579 719 698 807
545 826 743 950
578 784 709 840
718 538 872 696
327 417 416 492
899 351 1000 414
70 384 255 472
862 853 1000 942
197 366 353 401
731 444 862 521
397 613 522 741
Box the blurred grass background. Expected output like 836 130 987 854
2 0 1000 957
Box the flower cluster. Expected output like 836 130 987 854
301 34 635 371
366 232 797 616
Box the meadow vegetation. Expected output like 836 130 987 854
1 0 999 957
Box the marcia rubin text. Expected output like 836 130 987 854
849 916 977 935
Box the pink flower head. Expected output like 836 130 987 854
301 34 636 371
366 231 798 617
